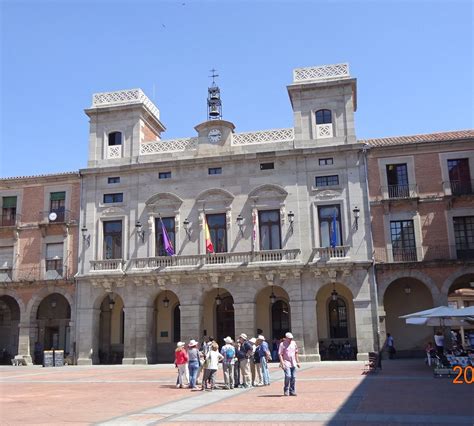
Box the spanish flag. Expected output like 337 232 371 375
205 220 214 253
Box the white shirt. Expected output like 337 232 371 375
206 350 223 369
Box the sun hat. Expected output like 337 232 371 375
257 335 265 341
249 337 257 344
177 341 185 347
285 332 294 339
239 333 248 340
188 339 198 347
224 336 233 344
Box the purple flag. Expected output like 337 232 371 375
160 218 174 256
330 209 338 248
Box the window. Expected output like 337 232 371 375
103 220 122 259
329 297 348 339
260 162 274 170
206 213 227 253
108 177 120 184
272 300 290 340
1 196 17 226
315 109 332 124
155 217 175 256
103 193 123 204
45 243 63 275
386 164 409 198
159 172 172 179
448 159 472 195
50 192 66 222
208 167 222 175
315 175 339 187
259 210 281 250
319 158 333 166
108 132 122 146
318 205 341 248
0 246 13 268
453 216 474 259
390 220 417 261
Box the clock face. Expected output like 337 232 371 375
208 128 222 143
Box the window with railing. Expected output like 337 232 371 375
206 213 227 253
45 243 63 276
107 132 122 159
155 217 175 256
386 164 410 198
318 205 341 248
0 246 13 270
259 210 281 250
390 220 417 261
50 192 66 222
448 159 472 195
103 220 122 260
315 109 333 138
1 196 17 226
453 216 474 259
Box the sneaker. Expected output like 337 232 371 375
176 384 180 389
284 391 289 396
290 392 297 396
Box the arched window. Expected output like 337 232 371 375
316 109 332 125
272 300 290 340
215 295 234 344
108 132 122 146
328 297 348 338
173 304 181 342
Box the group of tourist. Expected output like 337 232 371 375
174 331 300 396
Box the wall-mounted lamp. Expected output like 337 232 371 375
236 214 244 237
269 286 277 304
51 299 57 309
163 291 170 308
135 221 145 242
215 288 222 306
353 206 360 231
81 226 91 247
108 294 115 310
331 284 339 301
404 285 412 295
183 218 191 240
287 211 295 233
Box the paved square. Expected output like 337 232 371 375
1 360 473 425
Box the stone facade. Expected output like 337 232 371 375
75 64 377 364
0 173 80 364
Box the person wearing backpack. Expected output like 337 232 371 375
220 336 236 389
253 338 263 386
257 335 271 386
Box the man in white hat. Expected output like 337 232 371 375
236 333 252 388
278 332 300 396
220 336 235 389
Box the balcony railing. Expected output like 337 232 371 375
46 259 63 276
90 259 124 271
447 180 474 196
126 249 301 271
0 267 12 282
39 209 73 224
312 246 350 261
381 184 418 200
374 245 474 263
0 213 19 227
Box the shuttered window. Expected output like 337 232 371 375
46 243 63 259
0 247 14 268
2 196 17 208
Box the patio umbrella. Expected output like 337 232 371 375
405 317 473 327
399 306 474 320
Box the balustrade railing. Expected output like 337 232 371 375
140 137 198 155
374 245 474 263
0 213 19 227
293 63 350 82
446 179 474 196
313 246 350 261
107 145 122 159
316 124 333 139
380 184 418 200
90 259 124 271
231 128 294 146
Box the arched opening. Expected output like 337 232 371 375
108 131 122 146
383 278 433 356
447 273 474 348
98 293 124 364
215 293 234 344
315 109 332 125
271 300 290 341
0 295 20 364
316 283 356 361
152 291 179 363
36 293 71 360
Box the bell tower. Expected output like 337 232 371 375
207 68 222 120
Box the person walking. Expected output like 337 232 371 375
220 336 236 389
233 340 241 388
257 335 271 386
249 337 257 386
253 338 263 386
202 342 223 391
174 342 189 388
278 332 300 396
237 333 253 388
187 339 200 389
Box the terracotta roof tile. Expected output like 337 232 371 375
360 129 473 147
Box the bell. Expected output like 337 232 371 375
210 90 220 100
209 105 220 117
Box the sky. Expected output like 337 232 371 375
0 0 472 178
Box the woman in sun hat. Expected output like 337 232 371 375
174 341 189 388
187 339 200 389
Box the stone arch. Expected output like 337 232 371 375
196 188 235 203
202 287 235 343
255 285 291 341
27 286 73 324
441 266 474 296
378 269 439 304
0 294 22 359
145 192 184 210
0 289 25 321
249 183 288 199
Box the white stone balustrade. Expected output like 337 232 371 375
107 145 122 159
140 138 198 155
313 246 350 261
316 124 333 139
90 259 124 272
231 128 294 146
293 63 350 82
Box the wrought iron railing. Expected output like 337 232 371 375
0 213 19 227
373 245 474 263
446 180 474 196
46 259 63 276
312 246 350 261
39 209 74 224
380 184 418 200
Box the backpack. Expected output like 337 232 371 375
224 345 235 361
253 348 262 363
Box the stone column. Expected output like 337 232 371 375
300 299 320 362
122 306 137 364
16 323 33 365
233 302 256 338
133 305 154 364
353 299 376 361
76 308 100 365
180 303 203 343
